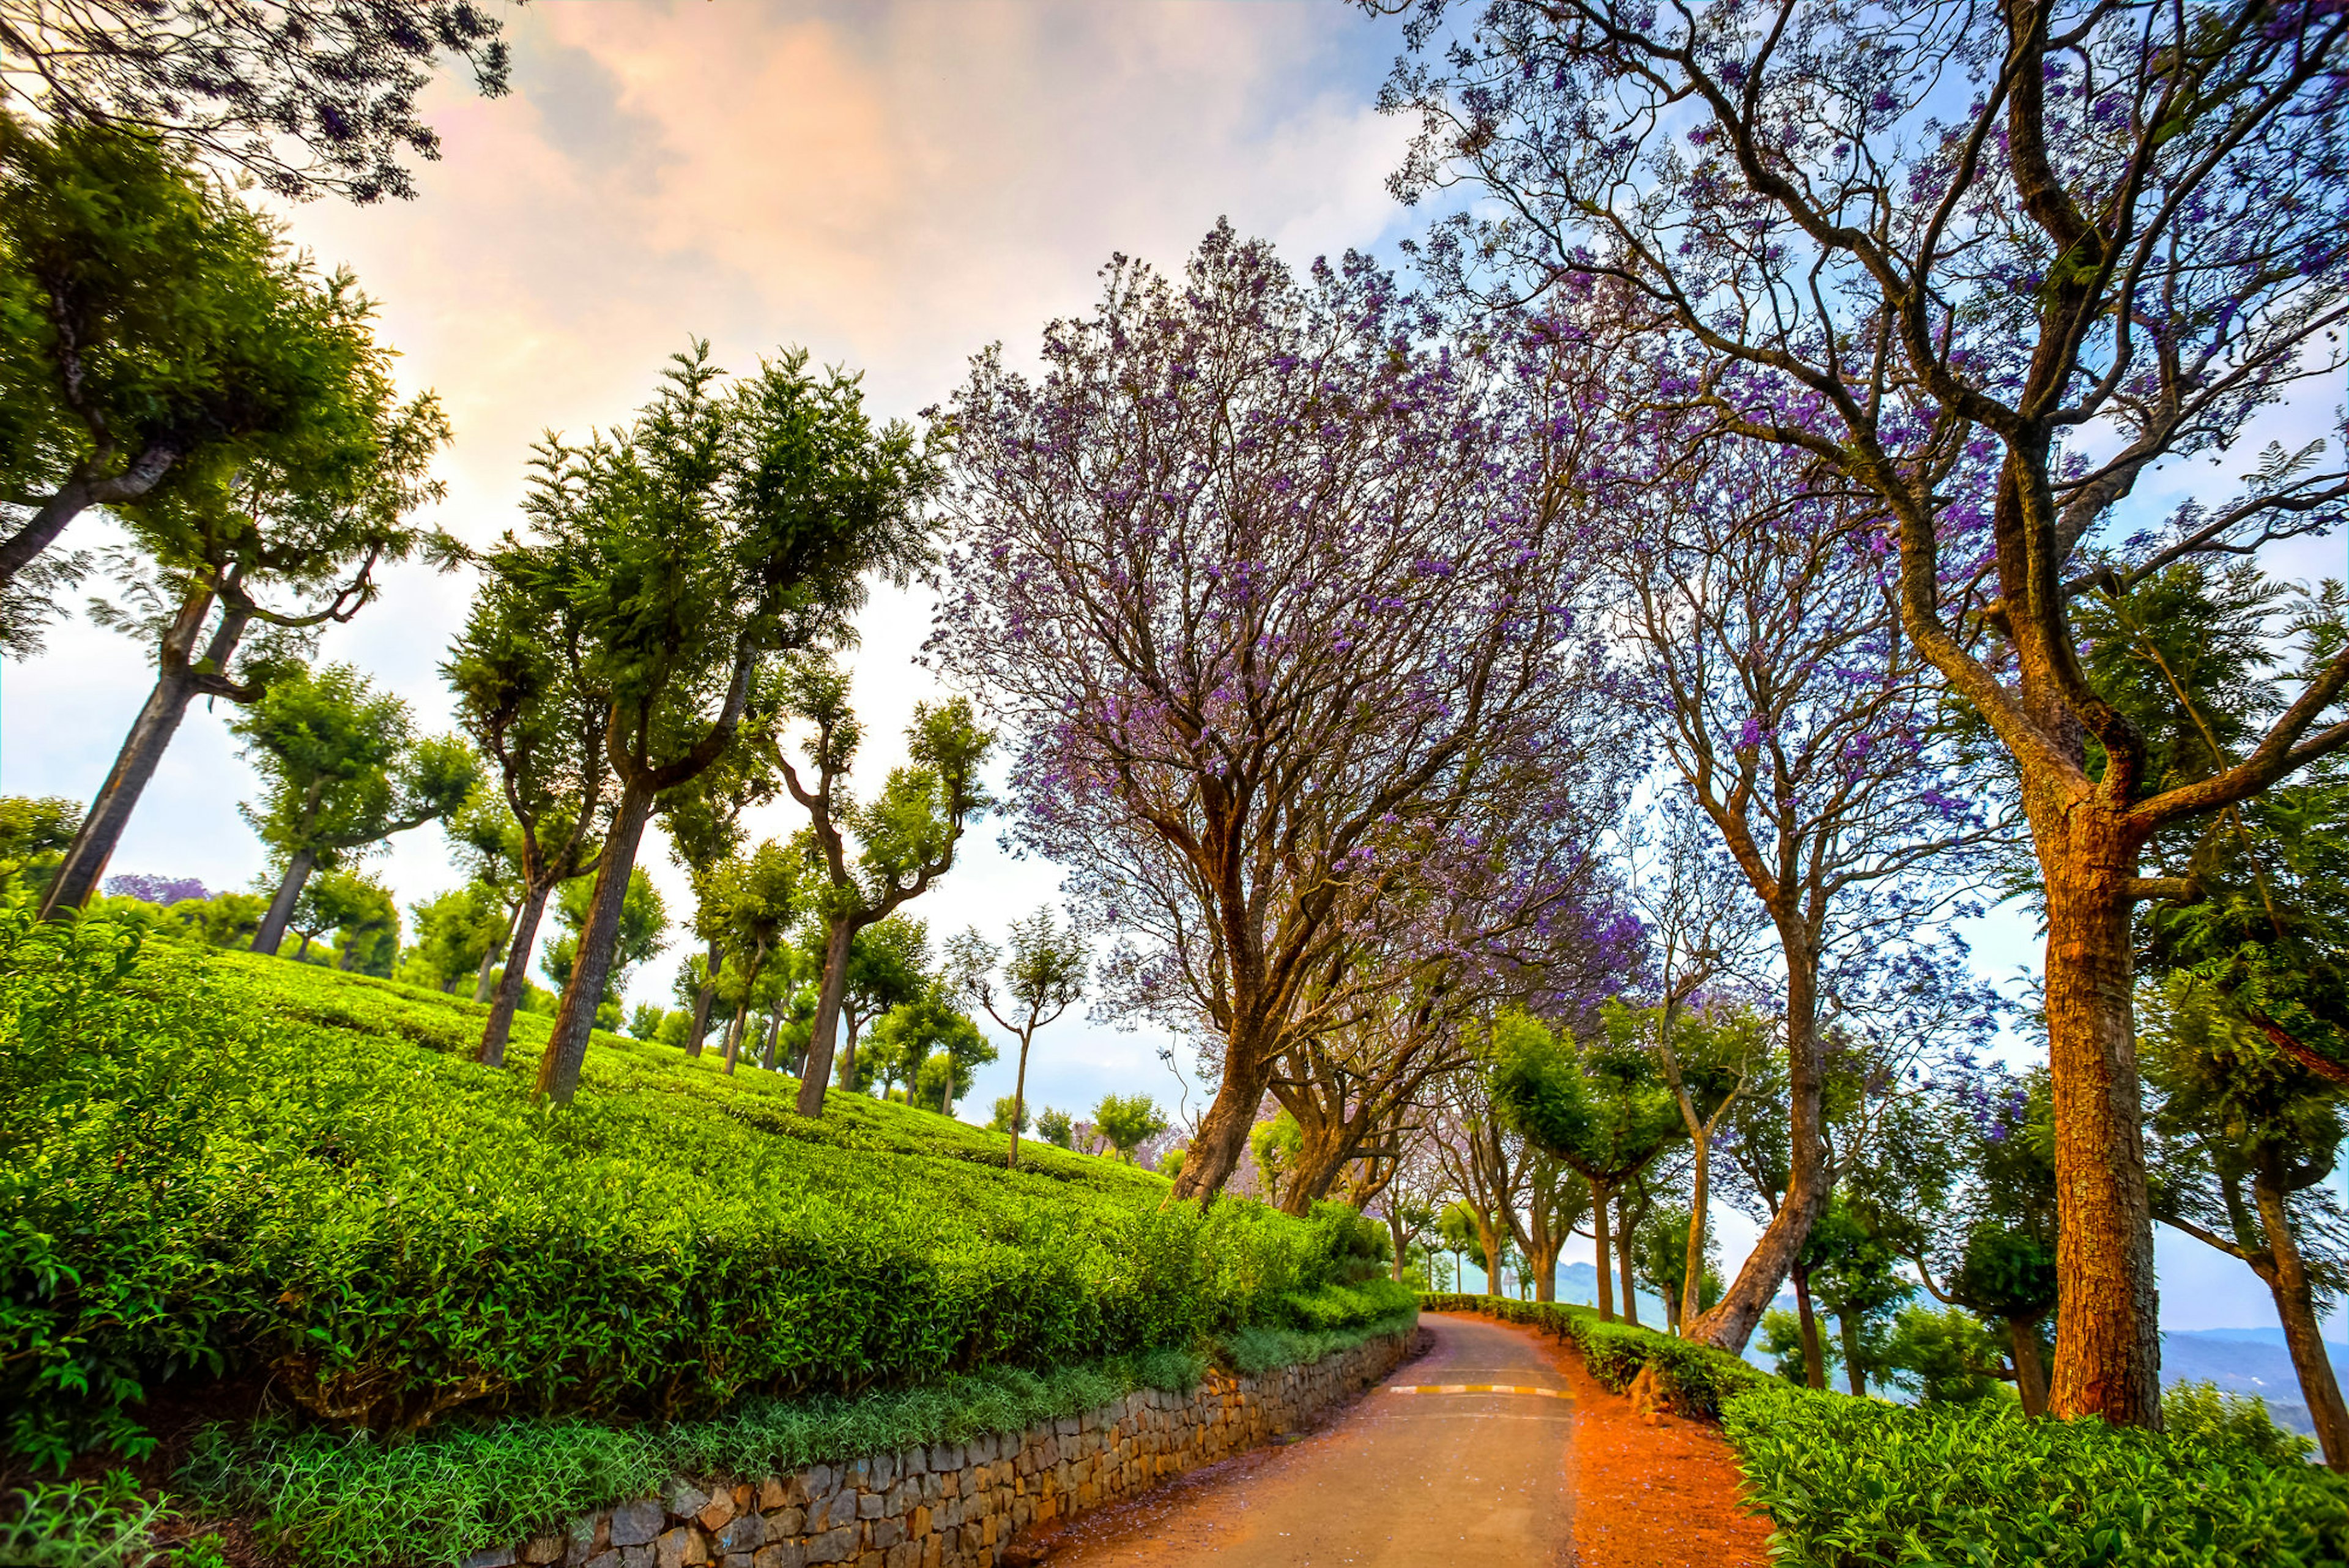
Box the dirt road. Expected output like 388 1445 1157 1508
1034 1312 1576 1566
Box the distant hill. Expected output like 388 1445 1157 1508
2162 1329 2349 1436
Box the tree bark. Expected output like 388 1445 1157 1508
42 590 247 916
1592 1183 1616 1320
2009 1317 2050 1418
1689 931 1828 1353
538 785 655 1103
1839 1313 1867 1397
1167 1051 1275 1202
686 938 721 1059
0 444 180 586
1793 1262 1827 1390
1617 1191 1641 1328
478 883 551 1068
760 1008 783 1072
2254 1167 2349 1470
251 848 318 957
2039 815 2163 1427
795 917 859 1115
1008 1032 1034 1170
472 900 518 1005
722 943 767 1076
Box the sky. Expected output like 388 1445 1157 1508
2 0 2342 1337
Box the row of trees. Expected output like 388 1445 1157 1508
10 0 2347 1455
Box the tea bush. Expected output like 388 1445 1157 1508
2 910 1410 1468
1427 1293 2349 1566
1724 1380 2349 1567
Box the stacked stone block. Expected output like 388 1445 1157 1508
463 1330 1412 1568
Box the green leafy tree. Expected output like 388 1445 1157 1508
0 1 513 203
1 113 415 627
989 1096 1029 1135
1035 1106 1075 1150
1486 1008 1687 1321
444 543 624 1066
1094 1094 1169 1164
697 840 800 1074
541 867 667 1030
399 882 507 993
946 905 1086 1169
1757 1307 1838 1387
1880 1307 2011 1407
1803 1198 1914 1398
1250 1109 1303 1205
229 662 477 954
2142 974 2349 1470
439 793 527 1002
830 915 932 1088
1633 1205 1723 1335
503 344 933 1104
1437 1200 1483 1293
286 869 396 974
0 797 79 896
870 991 992 1112
662 742 782 1059
771 656 990 1115
165 888 265 948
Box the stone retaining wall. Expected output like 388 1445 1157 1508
467 1329 1414 1568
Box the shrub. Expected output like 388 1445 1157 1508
2 913 1412 1468
1723 1378 2349 1567
1419 1293 1765 1418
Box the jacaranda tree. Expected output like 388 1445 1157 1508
1375 0 2349 1427
933 221 1624 1199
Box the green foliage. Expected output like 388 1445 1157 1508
1759 1307 1835 1386
1249 1110 1301 1201
1094 1094 1170 1162
1723 1378 2349 1567
869 990 990 1110
989 1096 1029 1135
0 1471 165 1568
1878 1306 2009 1406
1034 1107 1075 1150
4 912 1408 1473
1483 1008 1685 1187
292 869 399 975
0 796 79 893
1418 1295 1766 1419
541 868 666 999
231 663 479 875
401 882 507 994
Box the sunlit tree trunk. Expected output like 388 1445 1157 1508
2254 1164 2349 1470
795 918 859 1115
2009 1318 2050 1418
252 847 319 957
478 883 550 1068
539 786 655 1102
1792 1262 1827 1391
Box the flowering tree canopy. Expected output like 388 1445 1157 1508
932 221 1631 1199
1375 0 2349 1428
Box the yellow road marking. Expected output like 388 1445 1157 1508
1384 1384 1565 1397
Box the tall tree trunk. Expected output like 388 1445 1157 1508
1279 1105 1362 1216
251 848 318 957
472 900 518 1004
2254 1167 2349 1470
0 443 179 586
722 945 766 1076
1167 1045 1276 1201
795 917 858 1115
686 938 721 1059
1007 1031 1034 1170
1617 1191 1640 1327
478 883 551 1068
1690 931 1828 1352
538 785 655 1103
2009 1317 2050 1418
1480 1222 1504 1299
1682 1125 1713 1330
1592 1183 1616 1321
1793 1262 1827 1390
43 592 247 916
1839 1313 1867 1397
2038 817 2162 1427
760 1008 783 1072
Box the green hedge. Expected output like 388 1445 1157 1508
1427 1293 2349 1566
1418 1293 1765 1417
1724 1380 2349 1567
2 910 1409 1468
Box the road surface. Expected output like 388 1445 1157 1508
1037 1312 1576 1566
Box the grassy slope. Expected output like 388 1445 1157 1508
10 921 1406 1460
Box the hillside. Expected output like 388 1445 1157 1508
4 910 1409 1474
